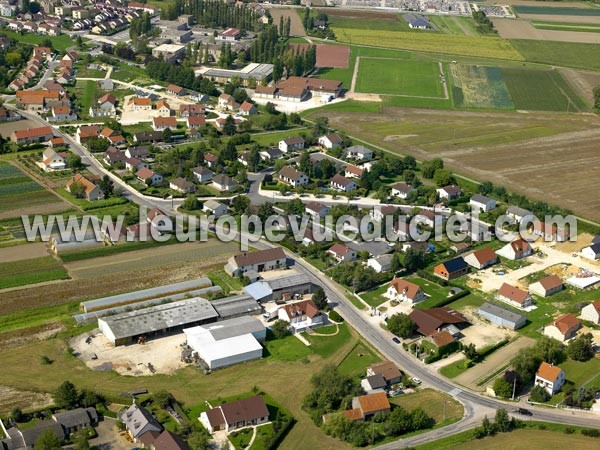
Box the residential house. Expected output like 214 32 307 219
76 125 99 144
126 158 148 172
278 166 309 188
366 361 402 385
305 202 329 219
12 126 54 144
136 167 163 186
166 84 186 96
463 247 498 270
239 101 258 116
126 146 151 160
218 93 238 110
581 243 600 261
224 247 287 277
318 133 343 150
408 307 469 338
496 238 533 261
203 199 228 218
361 375 386 394
49 137 66 148
155 100 172 117
260 147 283 161
344 165 364 179
277 299 323 331
371 205 398 223
41 148 67 171
52 408 98 435
192 166 214 183
391 182 415 199
428 330 456 349
326 243 357 263
469 194 496 212
127 97 152 111
497 283 533 309
120 403 163 442
214 116 241 132
436 185 462 200
543 313 581 342
433 257 469 281
506 206 534 224
415 209 443 228
534 362 565 395
204 153 219 168
66 173 103 201
103 147 126 166
200 396 269 433
169 177 196 194
384 277 425 305
580 300 600 324
153 116 177 131
147 208 172 232
367 254 394 273
179 104 205 118
212 174 237 191
476 302 526 330
90 93 116 118
278 136 305 153
147 430 190 450
530 220 570 242
345 145 373 161
330 174 357 192
530 275 563 297
186 115 205 135
134 131 163 144
345 393 390 421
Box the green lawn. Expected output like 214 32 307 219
360 284 389 307
531 21 600 33
337 342 380 377
355 58 444 97
0 30 74 52
501 68 588 112
450 64 514 110
206 269 243 295
390 389 463 426
409 276 453 309
304 323 351 358
510 39 600 71
439 358 470 379
0 256 70 289
263 332 312 362
74 80 98 113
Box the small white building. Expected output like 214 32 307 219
534 362 565 395
384 278 425 305
469 194 496 212
391 182 414 199
529 275 563 298
367 254 394 273
496 239 533 261
330 174 357 192
581 243 600 260
542 313 581 342
277 299 323 332
318 133 343 150
345 145 373 161
279 136 305 153
326 243 357 263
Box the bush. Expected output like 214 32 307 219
529 385 550 403
581 428 600 438
564 427 575 434
328 310 343 322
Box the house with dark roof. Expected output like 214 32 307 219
278 136 305 153
366 361 402 385
361 374 386 394
582 242 600 261
278 166 309 188
330 174 357 192
120 403 163 442
52 407 98 435
436 185 462 200
151 430 190 450
391 182 415 199
212 174 237 191
318 133 343 150
408 307 468 337
433 257 468 280
225 247 287 277
469 194 496 212
326 242 357 263
200 396 269 433
169 177 196 194
192 166 214 183
506 205 534 224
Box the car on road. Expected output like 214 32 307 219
412 377 422 385
392 337 401 344
514 408 532 416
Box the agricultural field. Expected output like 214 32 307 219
510 39 600 71
0 162 69 220
0 256 70 290
501 68 588 112
306 107 600 221
355 58 444 97
429 15 481 35
450 64 514 109
531 20 600 33
513 5 600 16
327 15 411 32
332 27 525 60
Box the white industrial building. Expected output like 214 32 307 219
184 316 265 369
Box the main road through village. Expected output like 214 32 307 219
9 107 600 448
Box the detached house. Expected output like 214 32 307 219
152 116 177 131
318 133 343 150
385 278 425 305
192 166 214 183
277 299 323 331
391 182 415 199
415 209 443 228
90 93 116 118
225 247 287 277
344 165 364 179
120 404 163 442
41 148 67 171
136 167 163 186
345 145 373 161
200 396 269 434
278 166 309 188
212 174 237 191
366 361 402 385
436 185 462 200
543 313 581 342
330 174 357 192
155 100 172 117
464 247 498 270
433 257 468 281
326 243 357 263
581 300 600 324
506 206 534 224
345 393 390 422
166 84 186 96
581 243 600 261
239 101 258 116
279 136 305 153
204 153 219 168
497 283 533 309
66 173 103 201
169 177 196 194
496 238 533 261
305 202 330 219
529 275 563 298
470 194 496 212
535 362 565 395
12 126 54 144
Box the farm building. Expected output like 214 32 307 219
224 247 287 277
184 316 265 369
98 297 219 346
477 302 526 330
243 273 314 302
210 294 262 319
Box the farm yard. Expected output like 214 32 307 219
450 64 514 109
355 58 445 97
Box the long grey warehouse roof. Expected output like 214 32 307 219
203 64 273 80
211 294 261 318
477 302 525 324
266 273 312 291
199 316 265 341
99 297 218 340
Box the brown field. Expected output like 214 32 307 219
0 242 49 262
561 68 600 105
311 107 600 222
518 14 600 24
0 201 72 220
317 8 399 21
267 7 306 37
0 386 53 414
492 17 600 43
291 43 351 68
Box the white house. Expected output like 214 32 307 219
326 243 357 263
581 243 600 260
436 185 462 200
391 182 414 199
278 136 304 153
169 177 196 194
318 133 343 150
581 300 600 324
345 145 373 161
534 362 565 395
506 205 534 224
497 283 533 309
330 174 357 192
224 247 287 277
367 254 394 273
212 174 237 191
496 238 533 261
344 165 364 179
192 166 214 183
200 396 269 434
463 247 498 270
529 275 563 298
203 199 228 218
277 299 323 332
305 202 329 219
384 278 425 305
41 148 67 171
469 194 496 212
543 313 581 342
278 166 309 188
136 167 163 186
414 209 443 228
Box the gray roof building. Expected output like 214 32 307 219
211 294 262 319
53 407 98 433
120 404 163 441
198 315 266 342
477 302 526 330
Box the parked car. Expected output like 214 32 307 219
514 408 532 416
412 377 422 385
392 337 401 344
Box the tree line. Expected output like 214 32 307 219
161 0 259 32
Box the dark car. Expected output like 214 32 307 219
515 408 532 416
392 337 401 344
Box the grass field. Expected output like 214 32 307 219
501 68 588 112
510 39 600 71
360 284 388 307
514 5 600 16
355 58 444 97
328 15 411 32
74 80 98 114
0 256 69 289
0 30 73 52
390 389 463 426
531 20 600 33
332 27 525 60
337 342 380 377
206 269 243 294
450 64 514 109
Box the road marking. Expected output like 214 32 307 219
449 388 462 398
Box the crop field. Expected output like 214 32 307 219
501 68 588 112
0 163 68 219
332 27 525 60
450 64 514 109
429 15 480 35
0 256 70 290
531 20 600 33
514 5 600 16
355 58 444 97
327 15 410 31
306 108 600 221
510 39 600 71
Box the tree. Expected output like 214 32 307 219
98 175 113 199
312 116 328 137
5 52 23 67
187 432 210 450
35 429 61 450
386 313 415 339
271 319 290 339
80 389 101 408
594 86 600 112
162 128 172 143
222 115 237 136
566 333 594 362
529 385 550 403
54 381 79 408
433 168 453 187
494 408 511 432
69 181 86 199
312 287 327 310
73 429 90 450
478 181 493 195
10 407 24 422
462 343 479 361
492 376 512 398
182 195 200 210
154 390 171 408
67 153 83 169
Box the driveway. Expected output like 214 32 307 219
89 418 131 450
